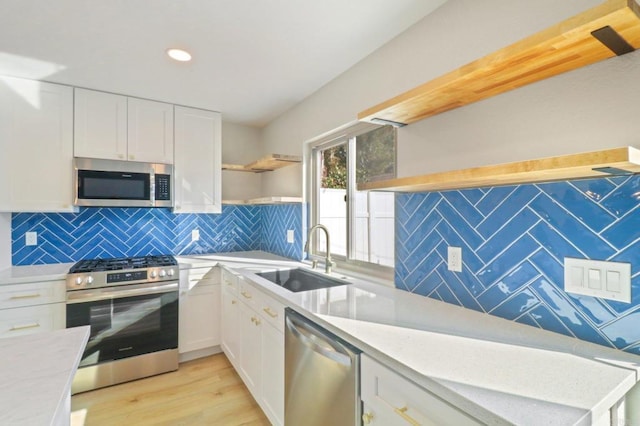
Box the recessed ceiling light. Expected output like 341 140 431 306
166 48 192 62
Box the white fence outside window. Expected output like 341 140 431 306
318 188 394 267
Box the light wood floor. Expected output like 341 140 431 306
71 354 270 426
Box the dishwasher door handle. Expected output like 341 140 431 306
286 315 352 366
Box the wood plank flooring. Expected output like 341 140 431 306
71 354 270 426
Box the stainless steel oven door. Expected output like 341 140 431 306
66 281 178 367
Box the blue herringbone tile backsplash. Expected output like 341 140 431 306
12 204 302 265
396 175 640 354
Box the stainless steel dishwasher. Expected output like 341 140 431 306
285 308 361 426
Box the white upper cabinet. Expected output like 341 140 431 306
0 76 75 212
74 89 174 164
174 106 222 214
127 97 174 164
74 88 127 160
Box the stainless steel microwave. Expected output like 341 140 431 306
74 157 173 208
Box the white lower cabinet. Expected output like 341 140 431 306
361 354 482 426
0 280 66 339
220 269 285 426
179 267 221 358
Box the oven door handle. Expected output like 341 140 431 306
67 282 178 304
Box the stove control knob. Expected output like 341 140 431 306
150 270 158 279
75 277 83 286
167 269 175 277
85 276 94 285
159 269 167 278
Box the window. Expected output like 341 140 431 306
309 124 396 270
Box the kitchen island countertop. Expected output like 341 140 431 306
0 326 89 425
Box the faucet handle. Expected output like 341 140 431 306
311 260 318 269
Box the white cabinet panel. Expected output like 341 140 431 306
221 270 285 425
0 303 65 338
127 97 174 164
74 88 127 160
239 299 262 396
361 354 482 426
179 267 221 355
174 106 221 214
0 76 74 212
261 321 284 426
0 280 65 310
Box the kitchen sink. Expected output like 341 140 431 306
256 268 350 293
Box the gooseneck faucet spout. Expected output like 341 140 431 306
304 224 333 274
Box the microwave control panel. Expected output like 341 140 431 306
155 174 171 201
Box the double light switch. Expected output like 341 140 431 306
564 257 631 303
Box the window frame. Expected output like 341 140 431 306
304 121 395 281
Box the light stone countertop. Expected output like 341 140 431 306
235 266 640 426
0 326 89 425
0 262 73 285
3 251 640 425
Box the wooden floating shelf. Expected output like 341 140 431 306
222 197 303 205
358 0 640 125
222 154 301 173
358 147 640 192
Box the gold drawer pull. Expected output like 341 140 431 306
394 406 420 426
10 322 40 331
10 293 41 300
362 412 374 424
263 307 278 318
250 316 261 326
231 300 237 305
241 291 252 299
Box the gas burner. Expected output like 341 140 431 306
69 255 177 274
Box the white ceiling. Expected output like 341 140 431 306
0 0 447 127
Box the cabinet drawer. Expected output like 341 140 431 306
361 355 482 426
221 269 238 294
184 267 220 289
0 281 66 310
0 303 66 338
257 292 285 333
238 277 261 308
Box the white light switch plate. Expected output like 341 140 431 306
191 229 200 242
287 230 295 244
564 257 631 303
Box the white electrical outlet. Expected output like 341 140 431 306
287 230 295 244
25 231 38 246
191 229 200 242
447 246 462 272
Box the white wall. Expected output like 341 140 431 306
260 0 640 192
0 213 10 269
221 121 262 201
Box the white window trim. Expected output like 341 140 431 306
303 120 395 284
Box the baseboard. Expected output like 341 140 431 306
179 345 222 363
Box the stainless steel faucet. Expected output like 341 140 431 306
304 224 333 274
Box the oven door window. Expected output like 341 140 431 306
78 170 151 200
67 291 178 367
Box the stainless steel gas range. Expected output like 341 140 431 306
66 255 179 394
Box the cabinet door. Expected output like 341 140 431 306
221 286 241 366
0 303 65 338
0 76 74 212
178 282 221 354
127 97 174 163
74 88 127 160
174 106 221 214
239 301 262 398
261 322 284 426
